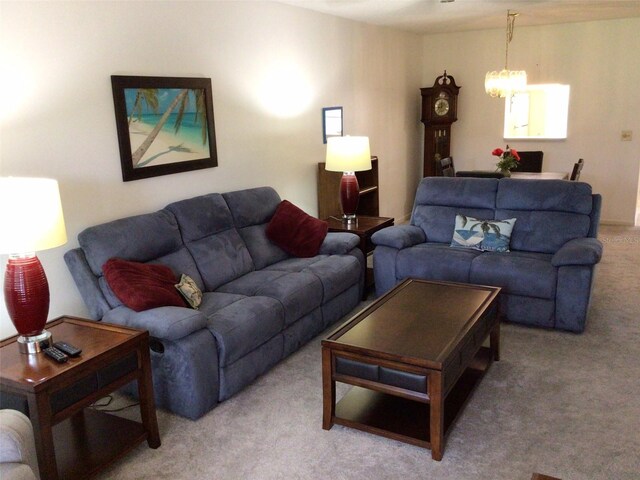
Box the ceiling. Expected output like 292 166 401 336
276 0 640 34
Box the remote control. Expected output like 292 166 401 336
44 346 69 363
53 341 82 357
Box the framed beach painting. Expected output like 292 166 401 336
111 75 218 182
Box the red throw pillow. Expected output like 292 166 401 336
266 200 328 258
102 258 186 312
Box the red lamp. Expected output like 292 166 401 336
325 136 372 224
0 177 67 353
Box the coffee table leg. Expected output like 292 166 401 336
321 347 335 430
490 322 501 362
428 371 444 461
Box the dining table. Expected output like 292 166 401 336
510 171 569 180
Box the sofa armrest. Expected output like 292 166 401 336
318 232 360 255
371 225 426 250
0 410 39 480
552 237 603 267
102 306 209 341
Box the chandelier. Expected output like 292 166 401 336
485 10 527 98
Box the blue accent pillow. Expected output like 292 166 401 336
450 214 517 253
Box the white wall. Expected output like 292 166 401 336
421 18 640 225
0 1 422 338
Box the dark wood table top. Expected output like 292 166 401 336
323 279 500 369
325 215 394 234
0 316 145 393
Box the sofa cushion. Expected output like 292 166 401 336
204 295 285 367
301 255 362 301
396 243 481 284
470 251 556 299
222 187 289 269
102 258 186 312
496 179 593 253
166 194 255 291
450 214 516 253
216 270 323 325
266 200 328 258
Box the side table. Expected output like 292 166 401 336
0 316 160 480
325 215 394 298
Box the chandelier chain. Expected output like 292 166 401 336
505 10 519 70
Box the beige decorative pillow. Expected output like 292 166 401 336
175 274 202 309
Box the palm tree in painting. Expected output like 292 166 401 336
128 89 159 126
129 89 208 167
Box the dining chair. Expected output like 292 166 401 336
440 157 455 177
570 158 584 181
512 151 544 173
456 171 505 179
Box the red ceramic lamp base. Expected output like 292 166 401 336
4 254 52 353
339 172 360 223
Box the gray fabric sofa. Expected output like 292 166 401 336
65 187 364 419
372 177 602 333
0 410 39 480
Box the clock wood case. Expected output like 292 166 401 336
421 72 460 177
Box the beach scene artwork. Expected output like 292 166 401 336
125 88 210 168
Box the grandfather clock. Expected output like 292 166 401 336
421 71 460 177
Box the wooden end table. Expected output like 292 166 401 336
0 316 160 480
325 215 394 298
322 279 501 460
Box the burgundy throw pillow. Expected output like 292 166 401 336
266 200 328 258
102 258 186 312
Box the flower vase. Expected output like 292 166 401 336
500 169 511 178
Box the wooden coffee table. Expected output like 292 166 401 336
322 279 501 460
0 316 160 480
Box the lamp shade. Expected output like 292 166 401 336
325 136 371 173
0 177 67 254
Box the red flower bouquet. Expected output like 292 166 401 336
492 145 520 172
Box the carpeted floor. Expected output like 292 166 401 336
96 225 640 480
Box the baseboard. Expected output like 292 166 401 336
600 220 636 226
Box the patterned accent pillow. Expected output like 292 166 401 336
175 274 203 309
450 214 517 253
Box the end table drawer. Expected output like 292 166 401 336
51 352 138 415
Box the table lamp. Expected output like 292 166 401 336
325 136 371 224
0 177 67 353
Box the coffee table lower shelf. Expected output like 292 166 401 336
332 346 492 449
53 408 148 480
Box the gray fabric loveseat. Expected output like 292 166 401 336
372 177 602 333
65 187 364 419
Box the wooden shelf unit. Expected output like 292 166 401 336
317 156 379 219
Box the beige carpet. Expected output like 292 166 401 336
96 225 640 480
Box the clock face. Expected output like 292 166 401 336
434 97 450 116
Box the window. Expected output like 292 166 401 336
504 84 570 139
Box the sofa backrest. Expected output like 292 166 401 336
496 179 595 253
77 210 203 309
411 177 599 254
222 187 289 270
411 177 498 244
165 193 256 291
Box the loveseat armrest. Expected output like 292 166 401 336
552 237 603 267
102 306 209 341
371 225 426 250
318 232 360 255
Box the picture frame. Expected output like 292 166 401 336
111 75 218 182
322 106 343 144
